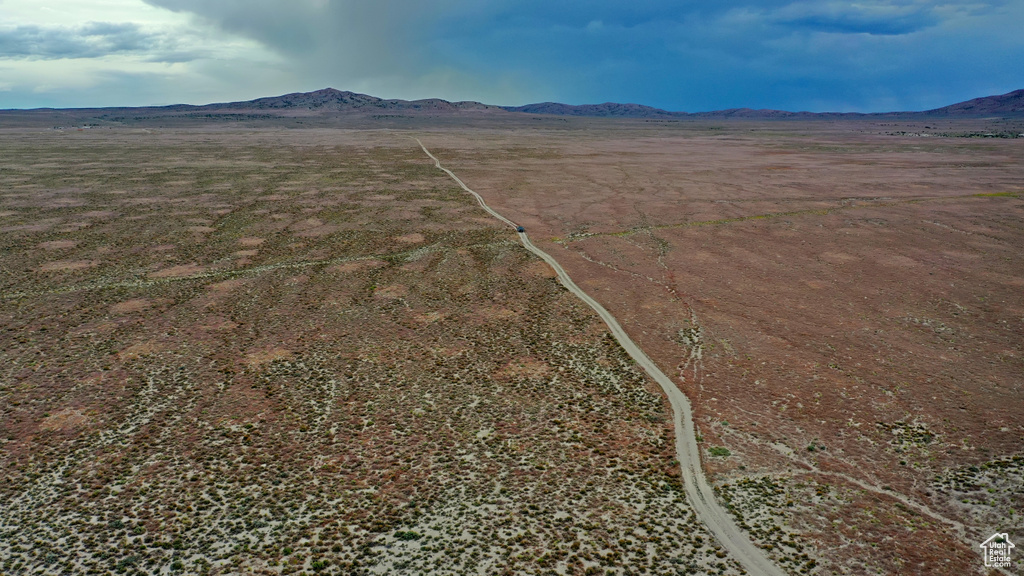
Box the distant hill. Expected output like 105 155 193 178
505 89 1024 119
0 88 516 127
190 88 502 113
4 87 1022 127
500 102 826 119
921 89 1024 116
503 102 679 118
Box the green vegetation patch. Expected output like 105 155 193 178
933 455 1024 530
717 476 818 573
875 420 936 449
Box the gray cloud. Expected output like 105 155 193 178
138 0 547 104
143 0 463 75
2 0 1017 112
0 22 197 62
768 1 943 35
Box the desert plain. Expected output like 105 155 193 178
1 112 1022 576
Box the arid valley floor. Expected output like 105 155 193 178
1 115 1022 575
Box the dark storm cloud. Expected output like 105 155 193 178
139 0 519 105
142 0 462 76
0 22 196 62
418 0 1021 111
766 1 952 35
136 0 1022 110
0 23 147 58
4 0 1019 111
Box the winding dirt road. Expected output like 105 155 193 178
415 138 786 576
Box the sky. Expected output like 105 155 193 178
0 0 1021 112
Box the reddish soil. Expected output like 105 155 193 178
2 118 1020 575
0 127 747 576
425 120 1024 575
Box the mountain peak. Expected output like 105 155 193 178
923 89 1024 116
192 87 1024 118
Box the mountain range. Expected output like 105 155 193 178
504 90 1024 118
193 87 1024 118
5 88 1023 122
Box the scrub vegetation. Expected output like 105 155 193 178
0 129 744 575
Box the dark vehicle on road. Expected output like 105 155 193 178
517 226 525 233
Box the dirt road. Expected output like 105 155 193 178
415 138 786 576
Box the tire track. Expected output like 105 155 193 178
415 137 786 576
